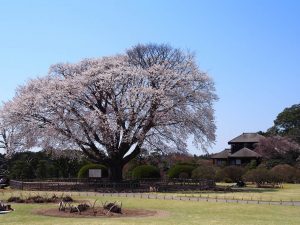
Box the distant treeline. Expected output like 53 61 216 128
0 151 90 179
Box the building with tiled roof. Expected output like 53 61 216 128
211 133 263 166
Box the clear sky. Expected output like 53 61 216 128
0 0 299 155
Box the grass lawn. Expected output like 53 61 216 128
174 184 300 202
0 188 300 225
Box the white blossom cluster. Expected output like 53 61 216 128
0 44 217 166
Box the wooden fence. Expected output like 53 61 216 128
9 178 215 192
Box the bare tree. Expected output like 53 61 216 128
1 44 217 181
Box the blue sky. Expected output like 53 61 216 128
0 0 299 154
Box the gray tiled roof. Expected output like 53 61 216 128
211 149 231 159
228 133 265 144
229 147 261 158
211 147 261 159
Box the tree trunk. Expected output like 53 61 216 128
108 162 124 181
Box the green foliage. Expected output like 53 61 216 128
215 168 225 182
53 156 88 178
191 165 216 180
167 164 196 178
6 151 89 179
131 165 160 179
264 159 284 169
9 160 35 179
122 158 143 179
0 154 8 177
36 160 48 179
246 160 257 170
268 103 300 143
77 164 108 178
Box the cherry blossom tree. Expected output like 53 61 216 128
0 112 36 157
255 136 300 163
1 44 217 181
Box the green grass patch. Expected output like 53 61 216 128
0 188 300 225
173 183 300 201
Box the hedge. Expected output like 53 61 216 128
77 164 108 178
167 164 196 178
132 165 160 179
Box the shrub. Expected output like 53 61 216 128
77 164 108 178
131 165 160 179
167 164 196 178
7 194 73 203
215 168 226 182
224 177 233 183
178 172 189 179
197 159 213 167
9 160 35 179
222 166 246 182
243 168 274 187
246 160 257 170
7 196 25 203
191 165 216 180
270 164 297 183
36 160 48 179
122 160 140 179
294 169 300 183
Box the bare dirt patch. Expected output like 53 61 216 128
34 207 169 218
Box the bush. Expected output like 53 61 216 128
167 164 196 178
77 164 108 178
243 168 275 187
7 194 73 203
7 196 25 203
222 166 246 182
36 160 48 178
224 177 233 183
270 164 297 183
191 165 216 180
9 160 35 179
294 169 300 183
131 165 160 179
246 160 257 170
215 168 226 182
214 166 246 183
178 172 189 179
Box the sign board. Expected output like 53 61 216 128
89 169 102 178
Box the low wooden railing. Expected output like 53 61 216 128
9 178 215 192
